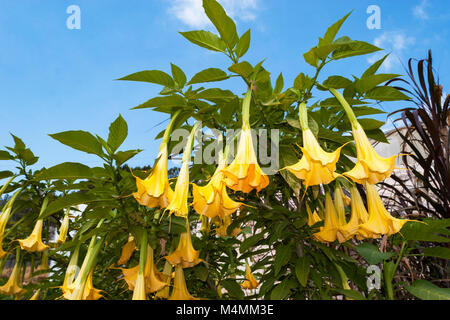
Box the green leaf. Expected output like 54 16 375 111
332 40 382 60
228 61 253 78
362 54 390 78
11 133 25 151
179 30 227 52
118 70 175 88
221 279 244 299
365 86 411 101
132 95 186 110
274 245 292 275
303 48 318 67
192 88 235 101
234 29 251 58
114 149 142 166
352 106 387 117
240 232 265 252
270 277 296 300
107 114 128 153
355 74 400 93
423 246 450 260
0 151 13 160
203 0 238 49
274 73 284 94
358 118 385 130
399 219 450 242
320 11 352 45
171 63 187 88
295 257 310 287
36 162 101 180
323 76 352 89
356 243 395 265
187 68 230 85
49 131 104 157
40 192 112 219
365 128 388 143
404 280 450 300
334 289 367 300
0 171 14 180
279 145 301 195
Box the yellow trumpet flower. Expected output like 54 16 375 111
165 221 202 268
120 245 166 294
0 188 22 258
144 245 167 293
314 192 343 243
155 261 173 299
241 264 259 290
284 103 346 189
132 271 147 300
306 205 322 227
56 209 70 245
69 227 104 300
168 265 200 300
0 255 25 296
359 183 411 238
133 145 174 209
165 122 201 218
344 123 398 184
18 219 49 253
193 139 242 219
330 88 398 184
29 289 41 300
133 111 182 209
338 186 369 240
222 89 269 193
117 235 136 265
61 247 80 299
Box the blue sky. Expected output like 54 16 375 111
0 0 448 174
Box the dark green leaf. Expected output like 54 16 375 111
228 61 253 78
332 40 382 60
118 70 175 88
295 257 310 287
171 63 187 88
35 162 101 180
320 11 352 45
49 131 104 157
114 150 142 166
203 0 238 49
132 95 186 110
356 243 395 265
234 29 251 58
355 74 401 93
365 86 411 101
221 279 244 299
274 245 292 275
274 73 284 94
179 30 227 52
107 114 128 153
187 68 230 85
423 246 450 260
362 54 390 78
0 151 12 160
0 171 14 180
40 192 112 219
323 76 352 89
192 88 235 101
404 280 450 300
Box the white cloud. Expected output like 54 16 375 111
413 0 429 20
368 31 415 72
167 0 259 28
